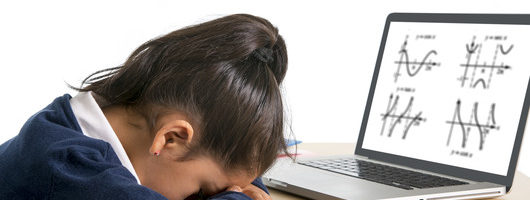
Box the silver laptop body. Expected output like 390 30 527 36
263 13 530 200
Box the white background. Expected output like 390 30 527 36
1 0 529 177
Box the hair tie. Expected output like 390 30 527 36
252 47 274 63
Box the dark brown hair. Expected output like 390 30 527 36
73 14 291 176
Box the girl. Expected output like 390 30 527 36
0 14 290 200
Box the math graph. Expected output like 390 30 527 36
393 35 441 83
380 93 426 140
445 99 499 151
458 36 513 89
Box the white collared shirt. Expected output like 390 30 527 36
69 91 141 184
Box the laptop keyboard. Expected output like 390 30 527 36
298 158 468 190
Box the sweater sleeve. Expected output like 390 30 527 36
207 177 269 200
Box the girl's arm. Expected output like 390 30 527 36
207 178 270 200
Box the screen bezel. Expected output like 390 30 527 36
355 13 530 191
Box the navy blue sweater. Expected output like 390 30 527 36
0 94 267 199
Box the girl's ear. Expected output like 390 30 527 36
149 119 194 157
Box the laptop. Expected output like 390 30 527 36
263 13 530 200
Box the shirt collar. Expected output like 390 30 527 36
69 91 141 184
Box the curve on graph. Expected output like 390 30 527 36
466 43 479 54
499 44 514 55
472 79 487 88
402 111 422 139
490 103 496 125
473 102 484 150
399 50 438 77
389 97 413 137
456 101 467 148
383 96 399 120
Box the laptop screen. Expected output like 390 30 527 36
361 21 530 176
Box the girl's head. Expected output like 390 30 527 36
76 14 289 199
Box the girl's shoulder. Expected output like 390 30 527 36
9 94 113 163
0 94 167 200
